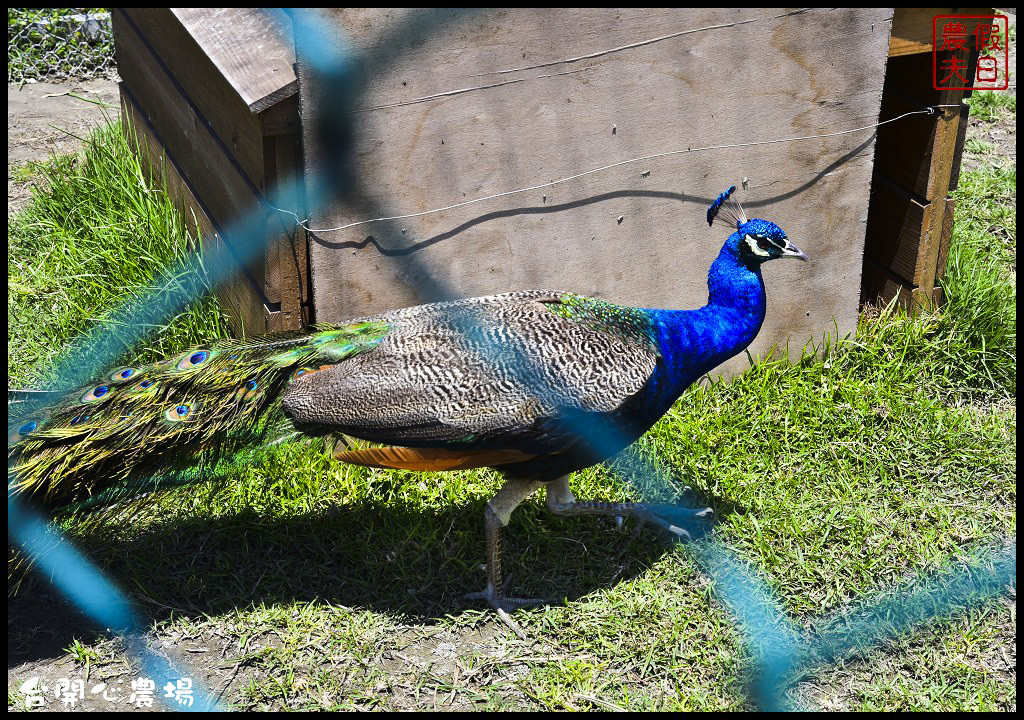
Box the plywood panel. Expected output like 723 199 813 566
298 8 892 374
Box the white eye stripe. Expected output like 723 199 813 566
744 234 771 257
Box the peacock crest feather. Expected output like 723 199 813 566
706 184 748 229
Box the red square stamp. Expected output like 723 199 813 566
933 14 1010 90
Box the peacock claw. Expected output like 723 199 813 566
464 581 546 614
636 504 713 541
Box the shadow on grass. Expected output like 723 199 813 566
9 485 738 666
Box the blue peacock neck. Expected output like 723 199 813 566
644 232 767 401
705 232 767 324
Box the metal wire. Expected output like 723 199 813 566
268 104 965 234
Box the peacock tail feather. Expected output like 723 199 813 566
8 321 391 515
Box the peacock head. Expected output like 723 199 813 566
707 186 807 265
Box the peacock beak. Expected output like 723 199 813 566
781 240 808 261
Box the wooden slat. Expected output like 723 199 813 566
120 8 266 191
259 94 301 137
120 87 272 336
862 177 933 286
873 92 943 199
171 8 298 114
113 8 270 302
883 51 942 104
264 133 310 328
913 65 968 304
889 8 937 57
889 7 995 57
945 93 971 193
860 255 916 307
911 286 944 310
935 196 955 282
863 34 975 312
860 254 944 310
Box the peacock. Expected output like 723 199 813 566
9 186 806 611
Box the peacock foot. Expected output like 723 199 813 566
464 571 547 613
632 503 714 539
549 499 714 540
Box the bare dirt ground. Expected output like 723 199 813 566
7 77 120 215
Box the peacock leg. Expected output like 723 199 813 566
545 475 713 540
465 477 546 612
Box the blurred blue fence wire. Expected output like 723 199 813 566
8 8 1016 711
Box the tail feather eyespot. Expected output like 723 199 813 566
232 379 261 402
80 385 111 404
164 404 196 423
110 367 138 383
130 378 157 393
8 420 38 443
175 350 213 371
290 366 326 382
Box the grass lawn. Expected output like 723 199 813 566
8 98 1015 710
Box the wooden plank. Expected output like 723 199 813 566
860 255 942 310
259 93 301 137
889 7 995 57
264 133 310 328
860 255 916 308
864 44 972 310
862 177 932 286
171 7 298 114
120 8 266 190
113 8 270 303
297 8 892 374
946 98 970 192
875 73 970 198
914 70 968 300
934 196 955 282
911 286 942 310
889 8 937 57
120 87 272 336
883 51 942 104
873 91 944 199
872 55 970 197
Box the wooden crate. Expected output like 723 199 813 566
114 8 989 351
112 8 309 334
861 8 994 311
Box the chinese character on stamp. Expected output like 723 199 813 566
933 14 1010 90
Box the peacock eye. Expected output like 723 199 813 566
164 404 196 422
756 235 773 250
176 350 212 371
80 385 111 403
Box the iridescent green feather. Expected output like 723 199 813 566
8 322 391 515
544 293 659 352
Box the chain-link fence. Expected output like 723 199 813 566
8 7 115 83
